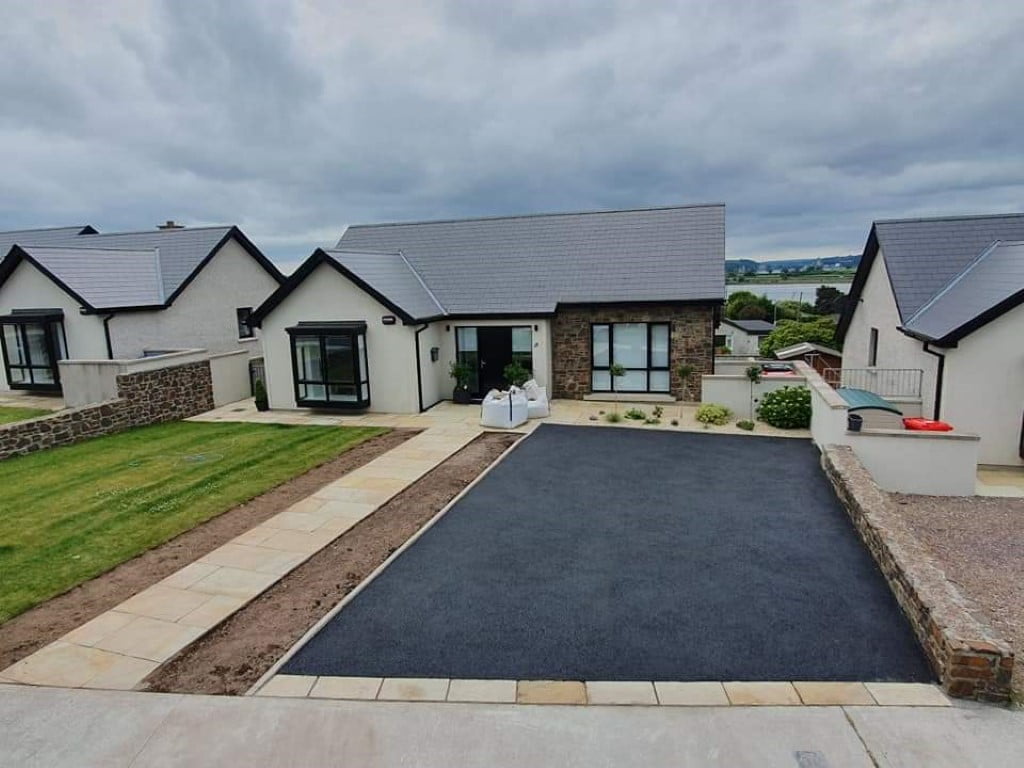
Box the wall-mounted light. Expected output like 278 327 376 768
445 325 451 332
430 347 440 362
534 324 539 331
381 315 396 325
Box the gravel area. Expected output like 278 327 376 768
891 493 1024 697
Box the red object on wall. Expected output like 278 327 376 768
903 417 954 432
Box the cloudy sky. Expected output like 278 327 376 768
2 1 1023 271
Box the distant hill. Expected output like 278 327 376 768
726 254 860 274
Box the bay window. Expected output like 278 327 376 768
287 322 369 408
591 322 670 393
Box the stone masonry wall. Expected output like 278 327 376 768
0 361 215 461
822 445 1014 702
551 303 715 401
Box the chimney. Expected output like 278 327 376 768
157 220 184 230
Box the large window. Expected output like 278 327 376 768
287 322 369 409
591 322 670 393
0 311 66 392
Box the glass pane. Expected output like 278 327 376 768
651 324 669 368
357 334 368 382
294 337 321 381
512 327 532 353
25 324 50 368
328 383 357 401
512 351 533 373
361 382 369 400
9 367 26 384
300 383 326 401
31 366 54 384
325 336 354 384
616 370 647 391
3 325 25 365
53 323 67 360
456 327 477 352
591 370 611 391
592 325 609 367
613 323 646 368
649 370 670 392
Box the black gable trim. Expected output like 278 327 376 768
251 249 418 326
162 226 285 307
836 226 879 343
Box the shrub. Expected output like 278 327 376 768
757 386 811 428
253 379 269 411
624 408 647 420
644 417 660 425
736 419 755 431
503 361 530 387
605 412 622 423
652 405 664 419
695 403 731 426
759 317 837 358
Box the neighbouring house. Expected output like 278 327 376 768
774 341 842 374
837 213 1024 466
716 318 774 355
251 204 725 413
0 224 284 394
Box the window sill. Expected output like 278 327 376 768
583 392 675 403
237 336 259 343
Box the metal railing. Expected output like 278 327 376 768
822 368 923 399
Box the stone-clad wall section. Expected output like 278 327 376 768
0 361 214 460
551 304 715 401
822 445 1014 702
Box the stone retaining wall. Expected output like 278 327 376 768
822 445 1014 702
0 360 214 461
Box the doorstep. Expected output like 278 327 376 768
582 393 676 403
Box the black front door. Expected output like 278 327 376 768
477 326 513 395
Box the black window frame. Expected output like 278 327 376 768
868 327 879 367
287 322 370 409
0 310 66 393
590 321 671 393
236 307 255 339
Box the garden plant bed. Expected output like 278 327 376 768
142 431 520 695
890 492 1024 700
0 427 413 672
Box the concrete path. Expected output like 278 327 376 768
1 684 1021 767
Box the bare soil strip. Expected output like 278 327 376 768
0 429 417 671
143 431 520 695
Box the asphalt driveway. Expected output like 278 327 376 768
282 424 932 682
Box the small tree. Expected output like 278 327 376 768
609 363 626 414
676 363 695 400
745 364 761 419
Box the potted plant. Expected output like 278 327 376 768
449 360 473 404
503 360 530 388
253 379 269 412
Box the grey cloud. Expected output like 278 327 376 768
0 0 1023 268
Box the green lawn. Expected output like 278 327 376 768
0 421 385 623
0 405 54 425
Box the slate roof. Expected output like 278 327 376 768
0 225 95 255
328 204 725 318
14 245 164 309
838 212 1024 344
901 240 1024 344
0 224 282 312
322 249 445 320
873 213 1024 320
721 318 775 334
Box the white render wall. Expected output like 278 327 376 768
843 247 938 415
416 322 446 409
108 239 279 360
0 260 108 391
260 263 419 413
717 324 762 355
941 304 1024 466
